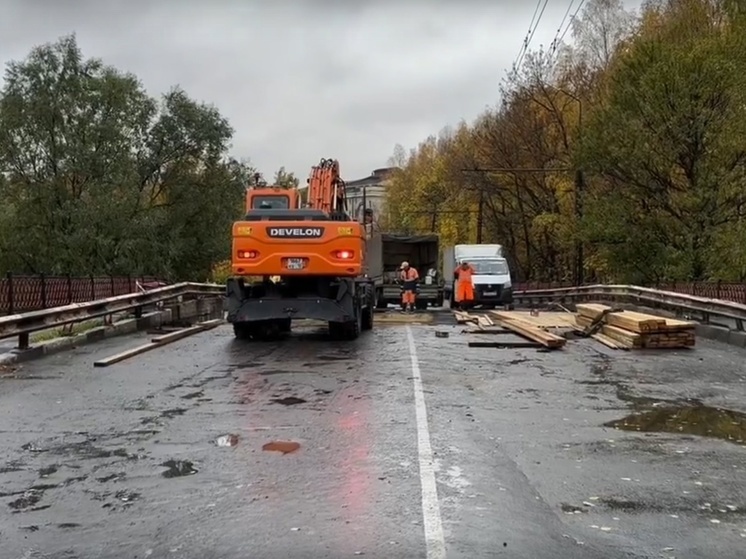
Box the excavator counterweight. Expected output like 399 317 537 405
223 159 377 341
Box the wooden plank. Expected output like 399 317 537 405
600 324 642 347
477 315 494 327
575 303 612 320
591 332 627 350
604 312 665 334
468 340 542 348
453 310 476 324
151 319 223 343
491 310 576 328
659 317 697 332
96 318 224 367
94 342 163 367
494 317 566 348
466 328 514 335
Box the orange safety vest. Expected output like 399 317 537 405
401 267 419 281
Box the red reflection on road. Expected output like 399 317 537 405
335 389 374 551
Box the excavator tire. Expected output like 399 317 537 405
361 305 373 331
329 310 361 341
233 322 253 340
361 288 374 331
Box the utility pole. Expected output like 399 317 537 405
476 189 484 243
562 88 584 286
574 169 585 284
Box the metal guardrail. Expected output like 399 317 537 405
514 284 746 331
0 282 224 349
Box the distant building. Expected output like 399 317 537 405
345 167 395 222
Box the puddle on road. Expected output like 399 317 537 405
272 397 306 406
161 459 198 478
216 434 239 447
606 404 746 445
262 441 300 454
8 490 42 510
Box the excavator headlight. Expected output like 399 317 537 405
334 250 354 260
237 250 258 259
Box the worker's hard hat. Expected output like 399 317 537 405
400 261 409 269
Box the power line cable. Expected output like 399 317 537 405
549 0 576 57
513 0 543 70
515 0 551 70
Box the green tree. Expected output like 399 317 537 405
580 0 746 281
273 166 300 188
0 34 247 281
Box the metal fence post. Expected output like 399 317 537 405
110 275 115 297
90 275 95 300
6 272 14 315
40 273 47 309
67 274 73 304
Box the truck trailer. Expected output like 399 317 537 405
375 233 444 310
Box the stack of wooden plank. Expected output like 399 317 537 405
574 303 696 349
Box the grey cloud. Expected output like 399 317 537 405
0 0 642 180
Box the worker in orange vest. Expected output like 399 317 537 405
454 261 476 310
400 261 419 313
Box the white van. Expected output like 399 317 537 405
443 244 514 309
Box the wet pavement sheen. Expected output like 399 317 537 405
1 320 746 558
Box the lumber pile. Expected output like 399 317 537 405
574 303 696 349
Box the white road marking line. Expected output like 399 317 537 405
406 325 447 559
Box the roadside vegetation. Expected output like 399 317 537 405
0 35 300 283
384 0 746 285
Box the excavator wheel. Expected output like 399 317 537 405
329 311 361 341
233 322 253 340
361 305 373 331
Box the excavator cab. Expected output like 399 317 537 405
224 159 376 341
245 187 301 212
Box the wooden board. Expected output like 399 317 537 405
151 319 223 343
468 340 542 348
491 311 577 329
600 324 641 347
591 333 628 350
94 342 162 367
95 318 224 367
453 311 495 329
375 312 434 324
493 317 566 349
466 327 514 335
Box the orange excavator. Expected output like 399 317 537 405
224 159 380 340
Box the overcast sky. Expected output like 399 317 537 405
0 0 642 181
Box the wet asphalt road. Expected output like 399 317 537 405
2 316 746 558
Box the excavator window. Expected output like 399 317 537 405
251 195 289 209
